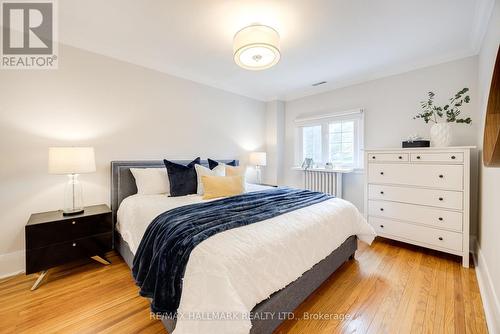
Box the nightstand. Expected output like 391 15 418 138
25 204 112 290
257 183 278 187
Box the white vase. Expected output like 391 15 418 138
430 123 452 147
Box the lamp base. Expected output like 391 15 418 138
63 208 84 216
255 165 262 184
63 174 84 216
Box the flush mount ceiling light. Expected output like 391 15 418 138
233 25 280 71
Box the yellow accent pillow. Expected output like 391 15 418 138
225 165 246 176
201 175 245 200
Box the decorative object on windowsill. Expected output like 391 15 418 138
402 134 430 148
483 46 500 167
413 88 472 147
301 158 313 170
48 147 96 216
249 151 267 184
325 162 334 169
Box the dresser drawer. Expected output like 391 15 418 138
26 232 112 274
368 153 409 162
368 184 463 210
368 163 463 190
26 213 112 250
368 200 462 231
370 217 462 252
410 152 464 163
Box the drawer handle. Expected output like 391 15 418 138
439 197 444 201
451 155 456 160
380 208 384 211
438 217 443 221
398 156 403 159
380 225 384 228
438 237 443 241
372 156 376 159
439 174 444 178
72 242 77 247
380 172 384 175
416 156 421 159
380 191 384 195
72 221 76 225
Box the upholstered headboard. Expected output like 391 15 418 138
110 160 239 225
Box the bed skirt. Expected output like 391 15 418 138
115 232 357 334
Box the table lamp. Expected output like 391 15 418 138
48 147 96 216
249 151 267 184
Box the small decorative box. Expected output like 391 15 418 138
402 140 430 148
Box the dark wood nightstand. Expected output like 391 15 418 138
256 183 278 187
25 204 112 290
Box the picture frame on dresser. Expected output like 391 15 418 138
364 147 475 267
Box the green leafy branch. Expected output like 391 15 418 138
413 88 472 124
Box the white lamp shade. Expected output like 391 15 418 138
48 147 96 174
249 152 267 166
233 25 280 70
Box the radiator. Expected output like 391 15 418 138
303 170 339 196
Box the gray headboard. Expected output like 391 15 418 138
110 160 239 225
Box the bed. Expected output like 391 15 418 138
111 160 375 334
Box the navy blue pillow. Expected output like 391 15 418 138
164 158 200 197
208 158 236 170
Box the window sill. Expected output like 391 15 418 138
292 166 365 174
351 168 365 174
292 166 353 173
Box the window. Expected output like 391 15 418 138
329 120 354 165
302 125 322 162
296 110 364 168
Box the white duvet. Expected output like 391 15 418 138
117 185 375 334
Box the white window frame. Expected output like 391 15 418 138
295 109 364 169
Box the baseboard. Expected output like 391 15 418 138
0 250 25 279
473 242 500 334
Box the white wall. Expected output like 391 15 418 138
264 101 285 185
283 56 479 216
476 0 500 331
0 45 266 278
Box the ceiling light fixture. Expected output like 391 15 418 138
233 25 280 71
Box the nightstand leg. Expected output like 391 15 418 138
30 270 48 291
91 255 111 265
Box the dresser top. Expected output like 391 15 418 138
364 146 476 151
27 204 111 226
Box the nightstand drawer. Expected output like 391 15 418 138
26 213 112 249
26 232 112 274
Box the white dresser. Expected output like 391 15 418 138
364 147 473 267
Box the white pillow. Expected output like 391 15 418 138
130 168 170 195
195 164 225 195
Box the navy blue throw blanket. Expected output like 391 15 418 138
132 188 331 314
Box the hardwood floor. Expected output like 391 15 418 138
0 238 487 334
275 239 487 334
